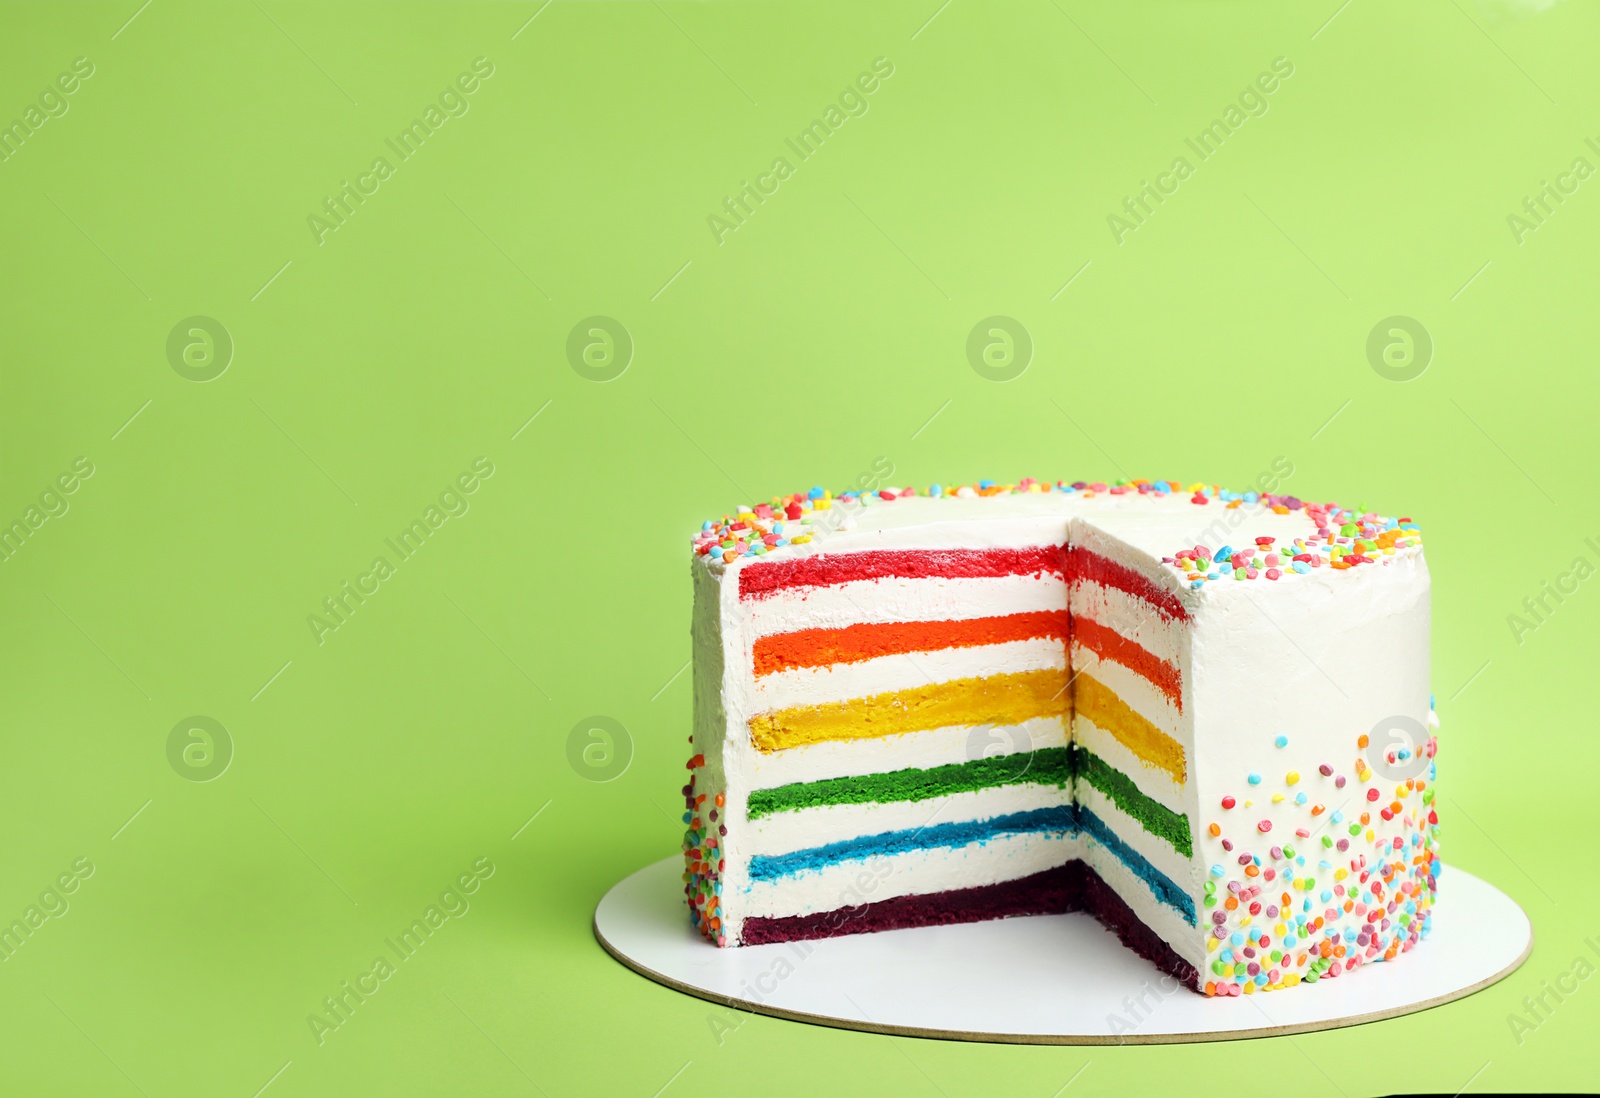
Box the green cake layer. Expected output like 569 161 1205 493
746 744 1193 858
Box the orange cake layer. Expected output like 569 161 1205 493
1073 615 1183 711
752 610 1069 678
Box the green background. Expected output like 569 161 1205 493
0 0 1593 1093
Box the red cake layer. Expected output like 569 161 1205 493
738 547 1067 601
1068 546 1189 622
739 862 1200 990
1072 615 1183 711
739 544 1186 624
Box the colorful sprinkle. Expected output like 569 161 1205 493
689 479 1423 592
1199 725 1440 997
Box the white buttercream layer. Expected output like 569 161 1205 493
1083 839 1207 969
742 574 1067 642
748 715 1069 789
1071 580 1185 666
745 782 1071 858
1075 782 1193 887
1072 713 1188 814
737 830 1078 922
1069 650 1181 737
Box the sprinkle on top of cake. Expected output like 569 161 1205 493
690 478 1423 587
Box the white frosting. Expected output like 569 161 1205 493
711 488 1314 565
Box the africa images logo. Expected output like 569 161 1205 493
0 57 95 165
706 57 895 245
306 857 495 1045
307 458 495 645
306 58 496 245
1105 57 1295 244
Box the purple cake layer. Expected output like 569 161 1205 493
1072 863 1200 989
739 861 1199 989
740 864 1074 945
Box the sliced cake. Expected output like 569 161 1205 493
680 479 1438 996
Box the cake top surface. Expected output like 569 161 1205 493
690 478 1423 592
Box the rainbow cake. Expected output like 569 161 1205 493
680 478 1439 997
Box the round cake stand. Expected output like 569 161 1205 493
593 857 1531 1044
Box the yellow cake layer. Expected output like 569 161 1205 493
1073 671 1187 783
748 668 1068 753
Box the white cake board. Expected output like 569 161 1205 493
594 857 1531 1044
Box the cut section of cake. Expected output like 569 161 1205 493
681 479 1438 996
